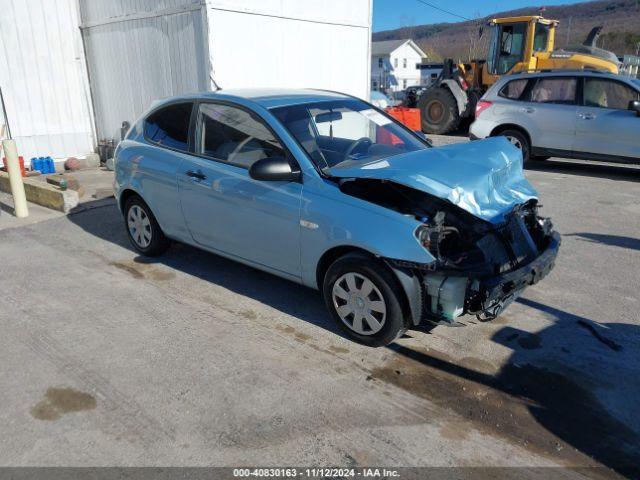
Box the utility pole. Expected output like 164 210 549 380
566 16 572 46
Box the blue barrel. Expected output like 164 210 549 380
47 156 55 174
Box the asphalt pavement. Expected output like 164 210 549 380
0 146 638 477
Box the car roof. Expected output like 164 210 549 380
499 70 637 83
151 88 352 110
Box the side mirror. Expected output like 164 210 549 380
249 156 301 182
628 100 640 117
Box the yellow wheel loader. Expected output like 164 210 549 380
419 16 620 134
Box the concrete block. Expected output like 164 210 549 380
85 153 101 168
0 172 79 213
46 173 80 191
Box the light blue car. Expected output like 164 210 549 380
114 89 560 347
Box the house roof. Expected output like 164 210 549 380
371 39 407 56
371 39 426 58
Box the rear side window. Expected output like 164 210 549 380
529 77 577 105
584 78 640 110
499 79 528 100
198 103 285 169
144 103 193 151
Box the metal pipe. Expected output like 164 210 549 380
2 139 28 218
0 87 11 139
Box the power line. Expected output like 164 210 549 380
414 0 472 21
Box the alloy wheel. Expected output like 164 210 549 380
506 135 523 150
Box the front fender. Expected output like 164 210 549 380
299 179 435 288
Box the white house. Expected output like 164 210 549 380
371 39 425 92
0 0 372 162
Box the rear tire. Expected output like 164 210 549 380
124 195 169 256
418 86 460 135
323 253 407 347
497 129 531 163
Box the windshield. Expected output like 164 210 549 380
271 99 428 171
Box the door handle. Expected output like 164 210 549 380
521 107 535 113
186 169 207 180
578 113 596 120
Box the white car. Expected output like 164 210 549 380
470 70 640 163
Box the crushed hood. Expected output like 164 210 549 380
329 137 538 224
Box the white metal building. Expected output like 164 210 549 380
81 0 372 141
371 39 425 92
0 0 372 161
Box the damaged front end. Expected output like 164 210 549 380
338 177 560 326
412 198 560 323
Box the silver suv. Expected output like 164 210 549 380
470 70 640 163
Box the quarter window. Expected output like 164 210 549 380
198 103 285 169
144 103 193 151
584 78 640 110
530 77 577 105
499 79 528 100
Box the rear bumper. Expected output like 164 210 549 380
470 231 561 318
468 119 495 141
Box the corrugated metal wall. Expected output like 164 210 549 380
0 0 94 160
80 0 209 141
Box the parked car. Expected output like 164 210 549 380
114 89 560 347
370 90 391 109
470 70 640 163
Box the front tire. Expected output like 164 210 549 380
124 195 169 256
418 86 460 134
323 253 407 347
498 129 531 163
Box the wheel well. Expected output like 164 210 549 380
119 189 140 213
491 124 532 147
315 246 412 323
315 246 371 291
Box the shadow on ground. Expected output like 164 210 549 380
68 199 640 477
564 232 640 252
68 199 338 337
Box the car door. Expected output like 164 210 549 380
520 76 579 152
574 77 640 160
177 101 303 279
136 101 195 241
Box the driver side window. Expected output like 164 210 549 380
198 103 285 169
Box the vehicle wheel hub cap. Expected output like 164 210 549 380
332 272 386 336
506 135 522 150
428 101 444 122
127 205 152 248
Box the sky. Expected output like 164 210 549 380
373 0 591 31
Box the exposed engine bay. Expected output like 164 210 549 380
338 177 560 325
